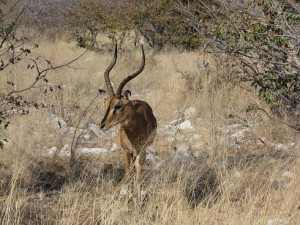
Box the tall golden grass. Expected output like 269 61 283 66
0 40 299 224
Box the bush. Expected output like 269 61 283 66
178 0 300 130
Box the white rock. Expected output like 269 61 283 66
288 142 295 148
141 189 148 199
261 137 267 142
147 146 157 154
111 143 119 152
230 143 241 150
79 148 109 154
170 118 185 126
61 144 69 151
47 146 70 156
69 127 76 134
146 147 160 163
89 123 105 137
120 185 128 197
282 171 294 178
231 129 246 139
177 120 194 130
82 133 91 140
192 133 202 140
48 147 58 154
51 115 68 132
266 218 288 225
272 178 290 189
157 126 175 136
176 144 192 157
193 151 208 158
0 138 11 147
274 144 287 152
223 124 242 131
90 123 117 138
166 137 176 143
192 142 204 150
184 107 196 119
110 129 117 138
146 152 157 161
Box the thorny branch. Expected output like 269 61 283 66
0 2 87 131
7 50 87 95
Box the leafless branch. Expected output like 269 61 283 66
7 50 87 95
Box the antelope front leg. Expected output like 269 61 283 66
122 151 132 181
121 151 134 201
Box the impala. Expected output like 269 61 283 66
100 44 157 197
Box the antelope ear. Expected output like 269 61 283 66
124 90 131 100
98 89 110 100
98 89 108 95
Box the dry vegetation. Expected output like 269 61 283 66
0 39 299 225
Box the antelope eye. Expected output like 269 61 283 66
114 104 121 110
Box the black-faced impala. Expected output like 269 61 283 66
100 44 157 200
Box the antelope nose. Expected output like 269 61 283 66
100 122 105 129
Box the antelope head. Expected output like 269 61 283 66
100 44 145 131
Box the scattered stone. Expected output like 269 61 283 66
111 143 119 152
120 185 128 197
47 146 69 156
173 144 197 167
157 125 175 136
48 147 58 154
176 144 193 157
166 137 176 143
273 144 287 153
146 147 161 163
89 123 105 137
146 152 157 162
82 132 91 141
79 148 110 154
0 138 11 147
288 142 295 148
273 170 294 189
282 171 294 179
192 133 202 140
230 143 241 150
69 127 76 134
177 120 194 130
192 142 204 150
183 107 196 119
223 124 242 132
227 136 241 150
61 144 69 152
266 218 288 225
170 118 185 126
231 129 247 139
233 170 242 178
272 179 287 189
51 115 68 132
146 146 157 155
193 151 208 158
261 137 268 143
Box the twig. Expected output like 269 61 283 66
254 105 300 132
8 50 87 95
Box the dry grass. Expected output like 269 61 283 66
0 40 299 225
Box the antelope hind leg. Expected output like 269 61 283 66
134 154 142 204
